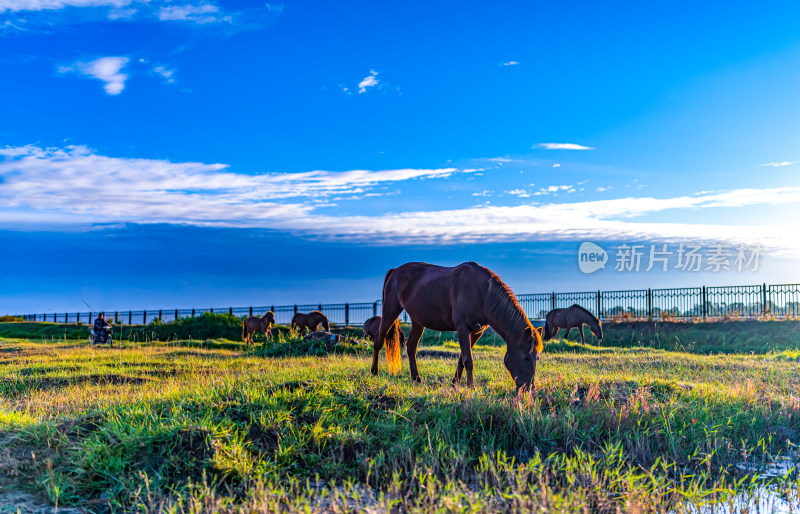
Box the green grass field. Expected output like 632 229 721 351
1 320 799 512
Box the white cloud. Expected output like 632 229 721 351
59 56 129 95
552 163 561 168
152 64 175 84
157 3 229 23
502 61 519 66
2 145 800 257
506 189 531 198
0 145 464 226
358 70 378 94
535 143 595 150
761 161 797 167
0 0 131 12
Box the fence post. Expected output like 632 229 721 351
143 310 147 324
210 308 214 314
229 307 233 315
701 287 707 319
115 311 119 323
373 302 377 317
128 311 132 324
551 292 556 311
647 289 652 319
158 309 162 321
293 305 298 315
345 303 350 326
271 305 275 313
318 303 322 312
596 291 601 318
192 308 195 317
249 306 253 316
762 283 768 316
77 312 80 324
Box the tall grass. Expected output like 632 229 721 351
1 334 799 512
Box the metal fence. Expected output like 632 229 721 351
18 282 800 326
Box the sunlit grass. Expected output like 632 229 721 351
1 335 799 512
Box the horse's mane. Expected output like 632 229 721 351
486 273 531 331
571 303 599 321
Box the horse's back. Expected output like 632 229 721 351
384 261 494 330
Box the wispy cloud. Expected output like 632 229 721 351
502 61 519 66
535 143 595 150
151 64 175 84
358 69 379 94
761 161 797 167
157 3 230 23
532 184 575 195
506 189 531 198
0 145 464 226
2 145 799 256
0 0 132 12
58 56 129 95
1 0 276 32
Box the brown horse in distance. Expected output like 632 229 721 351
543 304 603 344
291 311 330 335
363 316 405 348
373 261 544 393
242 311 275 345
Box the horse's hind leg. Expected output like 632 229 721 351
579 324 586 345
406 321 424 383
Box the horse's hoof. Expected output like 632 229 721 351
370 368 378 376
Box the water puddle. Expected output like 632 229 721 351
683 455 799 513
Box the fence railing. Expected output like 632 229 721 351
18 283 800 326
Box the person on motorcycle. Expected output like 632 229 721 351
93 313 111 344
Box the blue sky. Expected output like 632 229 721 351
2 0 800 313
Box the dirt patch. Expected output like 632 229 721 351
267 380 312 393
0 374 151 395
0 434 81 514
245 424 281 453
368 394 398 411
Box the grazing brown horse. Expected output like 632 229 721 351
363 316 405 348
291 311 330 335
242 311 275 345
372 261 544 393
543 304 603 344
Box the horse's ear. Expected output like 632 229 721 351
534 326 544 338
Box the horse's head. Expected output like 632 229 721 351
591 320 603 340
504 325 544 393
264 311 275 323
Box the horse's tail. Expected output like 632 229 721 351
242 318 248 341
385 323 401 375
543 321 551 341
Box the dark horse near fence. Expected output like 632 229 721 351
363 316 405 348
242 311 275 345
291 311 330 335
372 261 544 393
543 304 603 344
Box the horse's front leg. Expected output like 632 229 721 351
452 355 464 386
456 326 477 388
452 329 484 387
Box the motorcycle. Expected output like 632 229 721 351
89 324 114 345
